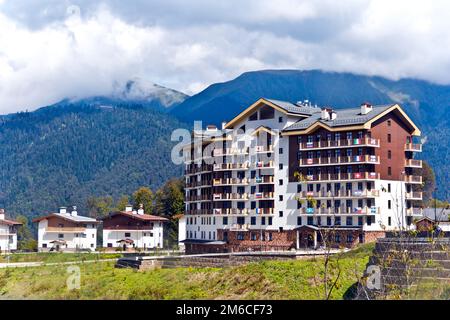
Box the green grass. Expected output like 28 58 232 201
0 252 123 264
0 244 375 300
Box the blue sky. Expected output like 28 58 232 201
0 0 449 113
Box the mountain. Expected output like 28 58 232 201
172 70 450 200
0 84 189 218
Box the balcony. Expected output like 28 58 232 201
185 164 213 175
302 172 380 182
254 176 274 184
45 227 86 233
213 178 249 186
185 209 211 215
406 207 423 216
406 191 423 200
213 163 249 171
253 192 274 200
213 193 249 200
298 189 380 199
405 159 422 168
404 175 422 184
213 208 249 215
186 180 212 189
300 206 380 215
186 194 211 202
255 145 274 153
253 161 274 169
230 223 250 231
213 147 249 157
405 143 422 152
299 138 380 150
299 155 380 167
250 208 274 215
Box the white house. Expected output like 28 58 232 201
0 209 22 253
101 205 168 251
33 206 99 252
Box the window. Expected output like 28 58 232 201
91 243 94 248
43 243 47 248
297 184 302 193
388 167 392 176
279 179 283 185
347 234 353 243
359 234 364 243
388 150 392 159
387 120 391 127
268 217 273 225
279 148 283 154
251 233 257 241
237 232 245 240
407 216 412 226
237 217 245 225
335 217 341 226
346 217 353 226
279 195 284 201
307 217 313 225
58 234 64 239
367 216 372 226
249 112 258 121
327 217 332 226
297 217 302 225
279 116 283 123
260 105 275 119
124 233 130 237
358 216 363 226
335 234 341 243
388 183 391 193
279 227 283 232
279 211 283 217
346 132 352 140
261 217 266 225
279 163 283 170
223 217 228 225
387 134 392 143
268 232 273 241
388 200 392 209
251 217 256 225
107 243 112 248
388 217 392 226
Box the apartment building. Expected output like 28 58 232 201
102 205 168 251
34 206 99 252
0 209 22 253
181 98 423 253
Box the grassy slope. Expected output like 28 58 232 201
0 245 374 300
0 253 123 264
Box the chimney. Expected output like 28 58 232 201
71 206 78 216
221 121 227 130
321 108 330 120
132 210 137 215
125 205 133 212
138 203 144 215
361 102 373 115
0 208 5 220
59 207 67 214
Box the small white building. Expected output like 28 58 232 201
0 209 22 253
101 205 168 251
33 206 99 252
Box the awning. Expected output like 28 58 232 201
116 238 134 244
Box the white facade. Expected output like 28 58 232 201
0 210 19 253
36 208 98 252
103 224 164 249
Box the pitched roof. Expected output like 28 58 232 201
264 98 321 116
103 211 169 222
0 218 22 226
283 104 394 131
33 212 99 223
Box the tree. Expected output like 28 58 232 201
421 161 436 204
15 215 37 251
86 196 114 219
116 195 130 211
132 187 154 213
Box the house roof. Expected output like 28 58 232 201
264 98 321 115
0 218 22 226
33 212 99 224
102 211 169 222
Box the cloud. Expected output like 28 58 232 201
0 0 449 114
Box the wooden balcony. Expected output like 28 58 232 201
213 147 249 157
405 159 422 168
186 180 212 188
253 161 274 169
186 194 211 202
298 189 380 199
213 163 249 171
404 175 422 184
253 192 274 200
299 138 380 150
45 227 86 233
230 223 250 231
213 208 249 215
213 193 249 200
185 164 213 175
299 155 380 166
213 178 249 186
405 143 422 152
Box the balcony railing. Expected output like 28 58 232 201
185 209 211 215
406 207 423 216
405 159 423 168
185 164 213 175
186 194 211 202
253 192 274 200
213 163 249 171
230 223 250 231
298 189 380 198
255 145 274 153
213 193 249 200
299 155 380 166
250 208 274 215
213 178 249 186
253 161 274 169
186 180 212 188
254 176 274 184
299 138 380 150
404 175 422 184
300 206 380 215
45 227 86 233
213 147 249 157
406 191 423 200
213 208 249 215
405 143 422 152
302 172 380 182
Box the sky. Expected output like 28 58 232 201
0 0 450 114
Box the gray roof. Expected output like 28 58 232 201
423 208 450 222
265 98 321 116
283 104 395 132
53 212 98 223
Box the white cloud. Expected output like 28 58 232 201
0 0 449 114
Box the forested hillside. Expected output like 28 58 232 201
0 102 186 218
